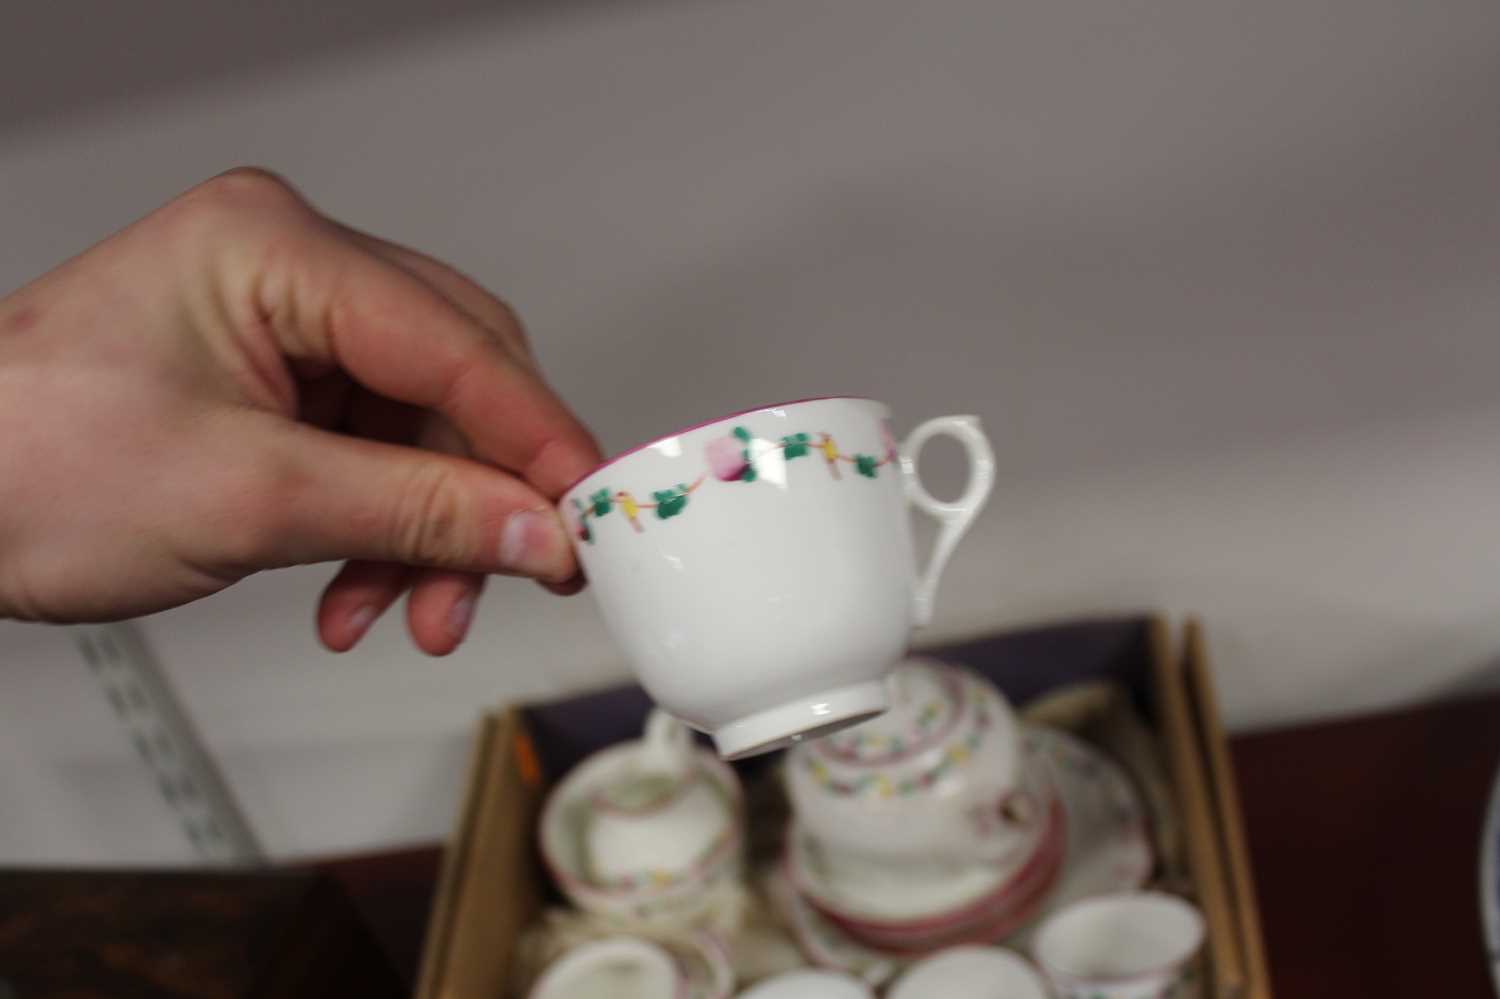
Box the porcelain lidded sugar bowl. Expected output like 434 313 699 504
540 709 745 925
785 658 1047 867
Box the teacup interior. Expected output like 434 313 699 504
596 773 682 811
540 740 740 895
1034 892 1203 979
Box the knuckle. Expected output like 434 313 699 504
445 282 530 361
217 455 300 567
202 166 303 207
486 294 522 333
168 167 308 235
320 281 362 346
389 463 474 565
487 297 532 353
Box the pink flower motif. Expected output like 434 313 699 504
881 421 898 462
705 435 749 481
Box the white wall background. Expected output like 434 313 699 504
3 0 1500 864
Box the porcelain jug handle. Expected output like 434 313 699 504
901 415 996 628
640 708 694 778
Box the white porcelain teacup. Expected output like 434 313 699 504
563 397 995 759
585 711 734 886
540 710 745 925
1032 892 1204 999
527 936 684 999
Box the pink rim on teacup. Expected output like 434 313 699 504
538 743 746 905
688 931 737 999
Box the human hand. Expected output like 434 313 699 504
0 168 602 654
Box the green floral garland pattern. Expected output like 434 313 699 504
571 423 897 544
800 689 994 799
826 697 947 761
819 672 969 764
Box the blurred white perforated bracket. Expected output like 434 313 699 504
70 622 264 866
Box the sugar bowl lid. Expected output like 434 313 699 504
805 657 1022 801
816 658 969 767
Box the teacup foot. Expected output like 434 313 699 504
712 682 890 760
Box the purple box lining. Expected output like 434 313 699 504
519 616 1158 787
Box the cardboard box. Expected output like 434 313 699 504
416 616 1270 998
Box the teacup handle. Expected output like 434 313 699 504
640 708 694 778
901 416 996 628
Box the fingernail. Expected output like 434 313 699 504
348 605 377 639
500 509 564 578
447 593 476 642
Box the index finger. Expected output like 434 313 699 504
257 230 602 497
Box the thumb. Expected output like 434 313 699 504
256 422 578 581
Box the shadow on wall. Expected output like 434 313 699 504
0 0 697 136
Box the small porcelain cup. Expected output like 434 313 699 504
1032 892 1204 999
528 936 684 999
539 710 744 924
563 397 995 759
734 969 873 999
887 945 1048 999
585 711 733 886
